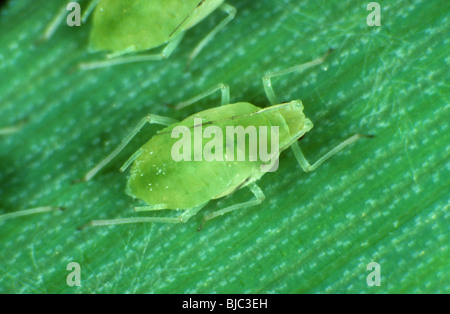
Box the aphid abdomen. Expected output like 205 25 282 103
126 103 260 208
126 103 260 209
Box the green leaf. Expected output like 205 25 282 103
0 0 448 293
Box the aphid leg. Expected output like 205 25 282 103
134 204 168 212
81 202 208 228
79 33 185 70
119 149 142 173
40 3 68 42
0 207 63 222
81 0 100 24
82 114 178 181
202 183 265 222
175 83 230 110
0 123 23 135
262 49 334 105
179 202 209 223
186 3 237 68
290 134 374 172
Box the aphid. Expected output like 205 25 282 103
80 50 372 228
44 0 236 69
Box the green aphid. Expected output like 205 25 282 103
45 0 236 69
80 50 372 228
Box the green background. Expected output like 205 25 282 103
0 0 448 293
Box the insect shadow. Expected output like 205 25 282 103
0 129 64 222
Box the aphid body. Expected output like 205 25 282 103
128 101 312 210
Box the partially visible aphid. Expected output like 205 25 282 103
79 50 372 228
43 0 236 69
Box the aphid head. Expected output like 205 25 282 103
277 100 313 139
